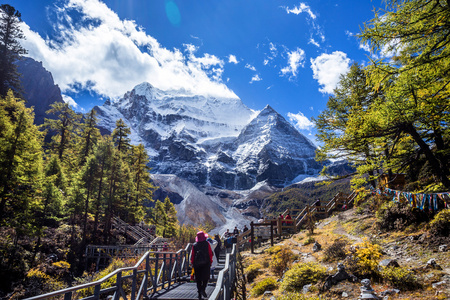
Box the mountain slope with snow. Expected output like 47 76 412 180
95 82 321 190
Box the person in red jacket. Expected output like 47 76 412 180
191 231 213 299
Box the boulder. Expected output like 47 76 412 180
378 259 400 268
312 241 322 252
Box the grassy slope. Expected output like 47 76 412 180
261 179 351 217
241 204 450 300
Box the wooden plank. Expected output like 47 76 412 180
149 282 215 300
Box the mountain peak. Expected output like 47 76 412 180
262 104 276 112
134 82 154 94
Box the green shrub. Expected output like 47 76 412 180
380 266 420 290
265 245 283 254
429 209 450 237
323 238 348 262
245 263 263 283
376 202 428 231
355 206 365 215
251 277 278 296
277 292 322 300
345 238 381 278
280 262 327 292
269 248 296 277
302 236 315 246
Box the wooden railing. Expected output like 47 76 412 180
26 244 192 300
25 243 238 300
209 244 237 300
247 191 356 252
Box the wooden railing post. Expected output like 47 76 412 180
250 222 254 254
277 217 282 238
270 222 274 246
131 269 137 300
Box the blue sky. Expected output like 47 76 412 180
12 0 383 141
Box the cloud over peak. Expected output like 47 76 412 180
284 3 316 19
281 48 305 78
310 51 350 94
287 111 314 130
19 0 237 100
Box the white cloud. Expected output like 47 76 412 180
269 42 277 53
245 63 257 71
310 51 350 94
380 38 403 58
250 74 262 83
308 38 320 47
19 0 236 100
228 54 238 64
281 48 305 78
284 3 316 19
287 111 314 130
62 94 78 108
359 42 371 53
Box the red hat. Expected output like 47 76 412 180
196 231 207 242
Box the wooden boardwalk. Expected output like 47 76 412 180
149 282 216 300
148 255 226 300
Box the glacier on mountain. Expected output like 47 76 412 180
95 82 322 191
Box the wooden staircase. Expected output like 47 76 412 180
240 191 357 253
111 216 155 246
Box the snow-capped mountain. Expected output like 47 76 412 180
95 82 322 190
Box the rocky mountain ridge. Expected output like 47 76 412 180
94 82 323 190
16 57 64 124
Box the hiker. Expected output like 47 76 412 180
191 231 213 300
315 199 322 211
214 234 221 262
285 213 293 224
243 224 249 232
223 228 231 238
233 226 240 236
207 237 218 279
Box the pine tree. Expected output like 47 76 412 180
78 155 99 244
359 0 450 188
44 102 81 164
163 197 177 238
128 144 153 224
314 63 380 187
90 136 112 241
78 109 101 165
112 119 131 154
0 91 43 228
0 5 27 97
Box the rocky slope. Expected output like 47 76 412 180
16 57 64 124
151 174 280 232
241 207 450 300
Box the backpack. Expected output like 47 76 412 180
193 242 209 268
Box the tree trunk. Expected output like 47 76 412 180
405 123 450 188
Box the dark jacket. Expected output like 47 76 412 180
191 240 213 281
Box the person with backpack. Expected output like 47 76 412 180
213 234 221 265
191 231 213 300
206 237 218 279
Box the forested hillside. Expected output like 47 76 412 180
0 92 192 296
